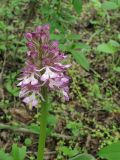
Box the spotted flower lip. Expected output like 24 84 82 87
18 24 71 107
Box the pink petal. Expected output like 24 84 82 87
23 96 31 104
23 77 31 85
31 76 38 85
41 67 58 81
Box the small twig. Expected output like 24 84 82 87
85 135 91 148
0 123 35 134
0 123 73 140
106 11 110 26
3 140 11 150
45 151 56 155
52 133 72 140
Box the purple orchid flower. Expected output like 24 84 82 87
18 25 70 107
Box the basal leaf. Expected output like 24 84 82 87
19 146 26 160
11 144 19 160
98 141 120 160
12 144 26 160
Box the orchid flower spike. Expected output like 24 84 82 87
18 24 70 107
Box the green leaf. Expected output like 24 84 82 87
19 146 26 160
102 1 118 10
118 34 120 40
60 146 79 157
5 82 19 97
98 141 120 160
0 45 6 51
0 21 7 30
50 34 65 41
69 153 96 160
108 40 120 47
0 149 13 160
67 34 81 40
71 50 89 71
97 43 117 54
47 114 57 126
59 44 68 51
11 144 26 160
11 144 19 160
113 67 120 72
66 121 83 137
72 0 82 14
25 138 32 146
27 123 40 134
74 43 90 49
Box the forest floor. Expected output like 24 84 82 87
0 1 120 160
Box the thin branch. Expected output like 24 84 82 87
0 123 72 140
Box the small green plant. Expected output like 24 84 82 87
66 121 83 137
0 144 26 160
97 40 120 54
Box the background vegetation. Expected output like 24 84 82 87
0 0 120 160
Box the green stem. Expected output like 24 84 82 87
37 88 48 160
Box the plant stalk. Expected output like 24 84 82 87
37 87 48 160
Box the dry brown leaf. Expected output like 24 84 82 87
10 108 32 124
